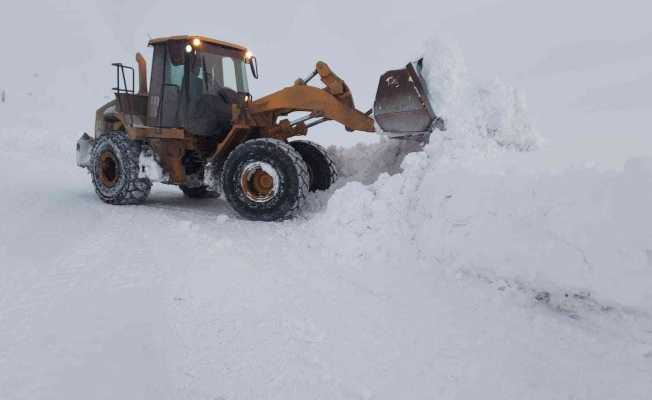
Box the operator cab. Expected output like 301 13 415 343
146 35 258 137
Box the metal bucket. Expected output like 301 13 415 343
373 59 444 137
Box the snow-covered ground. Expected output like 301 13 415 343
1 1 652 399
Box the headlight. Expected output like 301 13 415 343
192 38 201 47
185 44 193 53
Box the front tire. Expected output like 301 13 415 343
90 131 151 205
221 138 309 221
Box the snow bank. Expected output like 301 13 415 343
313 38 652 310
421 37 540 152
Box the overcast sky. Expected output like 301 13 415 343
2 0 651 151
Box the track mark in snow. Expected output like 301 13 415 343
461 269 652 349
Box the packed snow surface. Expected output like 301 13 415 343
2 5 652 399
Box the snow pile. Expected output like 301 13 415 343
312 38 652 311
322 144 652 312
421 37 539 153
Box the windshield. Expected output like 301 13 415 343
189 44 249 96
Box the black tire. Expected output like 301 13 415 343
289 140 338 191
179 185 216 199
221 138 309 221
90 131 151 205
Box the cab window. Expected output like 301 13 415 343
165 55 184 87
222 57 238 91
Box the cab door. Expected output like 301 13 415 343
148 42 185 128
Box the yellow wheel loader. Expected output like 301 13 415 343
76 35 443 221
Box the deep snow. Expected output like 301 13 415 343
2 1 652 399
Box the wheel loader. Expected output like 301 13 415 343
76 35 443 221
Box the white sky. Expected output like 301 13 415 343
1 0 651 161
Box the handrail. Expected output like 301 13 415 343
112 63 135 94
111 63 136 128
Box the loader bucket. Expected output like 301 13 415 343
373 59 444 136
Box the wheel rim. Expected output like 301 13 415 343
240 161 279 203
99 150 120 188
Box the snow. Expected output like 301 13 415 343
320 39 652 310
139 150 168 183
420 37 540 152
2 1 652 399
330 140 652 309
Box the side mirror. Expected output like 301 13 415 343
249 56 259 79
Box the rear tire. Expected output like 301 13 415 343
221 138 309 221
90 131 151 205
290 140 338 191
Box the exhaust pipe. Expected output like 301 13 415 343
136 52 148 95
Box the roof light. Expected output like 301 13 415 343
192 38 201 47
245 50 254 61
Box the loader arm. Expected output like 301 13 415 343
245 61 375 133
249 85 375 133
